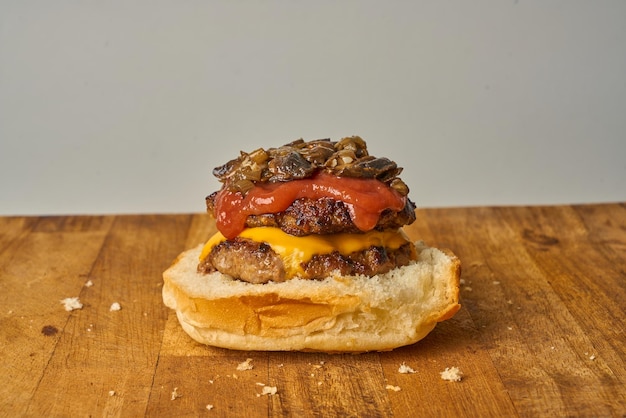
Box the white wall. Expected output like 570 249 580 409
1 1 625 216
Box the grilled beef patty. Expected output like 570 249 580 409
206 194 416 236
197 237 416 284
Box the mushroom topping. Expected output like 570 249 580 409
213 136 409 196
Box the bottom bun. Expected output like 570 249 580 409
162 241 461 353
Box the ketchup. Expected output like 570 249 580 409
215 172 406 239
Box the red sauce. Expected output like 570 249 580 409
215 172 406 239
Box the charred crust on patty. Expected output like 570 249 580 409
304 243 416 279
198 238 416 284
205 195 417 236
198 238 287 284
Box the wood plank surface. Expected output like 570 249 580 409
1 204 625 417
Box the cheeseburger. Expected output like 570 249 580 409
163 136 460 352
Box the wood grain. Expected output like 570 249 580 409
1 204 625 417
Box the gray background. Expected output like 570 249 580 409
1 1 625 216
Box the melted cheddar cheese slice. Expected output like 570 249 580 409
199 227 412 278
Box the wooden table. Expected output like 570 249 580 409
1 204 625 417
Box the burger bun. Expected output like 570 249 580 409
162 241 461 353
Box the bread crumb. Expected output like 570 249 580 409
61 297 83 311
398 363 416 374
277 363 284 368
440 367 463 382
108 390 115 396
459 278 466 285
170 387 181 400
255 382 266 386
236 358 254 371
85 280 94 287
492 280 500 285
463 286 473 292
110 302 121 311
507 326 513 330
589 354 596 361
206 404 214 411
259 386 277 396
386 385 401 392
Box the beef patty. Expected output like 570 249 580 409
197 237 416 284
206 194 416 236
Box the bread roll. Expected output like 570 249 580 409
162 241 461 353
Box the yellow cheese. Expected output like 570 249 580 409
199 227 411 277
